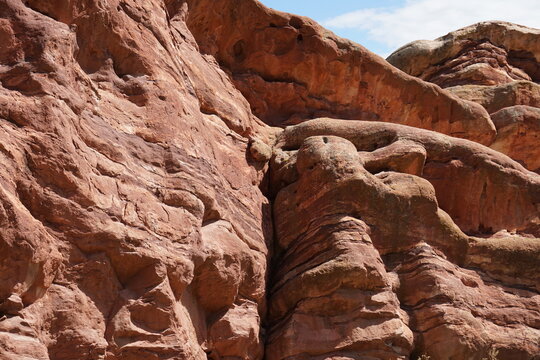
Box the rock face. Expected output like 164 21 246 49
445 81 540 114
490 106 540 173
387 22 540 87
0 0 270 358
269 119 540 359
0 2 538 360
388 21 540 174
184 0 496 145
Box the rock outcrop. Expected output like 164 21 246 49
268 119 539 359
490 106 540 173
0 1 538 360
387 22 540 87
184 0 496 145
0 0 271 358
388 21 540 174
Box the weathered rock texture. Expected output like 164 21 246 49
269 119 540 359
490 106 540 173
388 22 540 87
184 0 496 146
0 1 539 360
388 21 540 173
0 0 271 358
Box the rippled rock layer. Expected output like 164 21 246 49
389 21 540 174
0 2 538 360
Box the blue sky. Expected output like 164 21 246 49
259 0 540 57
259 0 402 56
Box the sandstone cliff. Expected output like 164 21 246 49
388 21 540 173
0 1 538 360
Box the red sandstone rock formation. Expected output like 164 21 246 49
184 0 495 145
0 0 270 358
388 22 540 87
0 1 538 360
490 106 540 173
269 119 539 359
388 21 540 174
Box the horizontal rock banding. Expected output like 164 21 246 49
0 1 538 359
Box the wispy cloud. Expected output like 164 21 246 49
324 0 540 55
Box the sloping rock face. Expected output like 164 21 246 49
388 21 540 173
0 2 539 360
183 0 496 146
0 0 271 358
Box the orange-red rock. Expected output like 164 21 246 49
388 21 540 87
389 21 540 175
270 119 539 359
490 105 540 173
0 0 270 358
447 81 540 114
184 0 495 145
0 1 538 360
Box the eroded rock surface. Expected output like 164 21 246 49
490 106 540 173
446 81 540 114
269 119 540 359
0 1 538 360
0 0 271 358
184 0 495 145
388 21 540 174
388 21 540 87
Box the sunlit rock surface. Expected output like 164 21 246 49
0 2 538 360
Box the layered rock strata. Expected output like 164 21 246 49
0 1 538 360
388 21 540 174
387 22 540 87
269 119 540 359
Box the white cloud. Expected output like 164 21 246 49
324 0 540 52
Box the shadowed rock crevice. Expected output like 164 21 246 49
508 49 540 83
